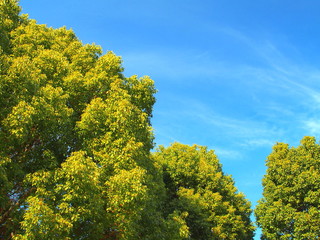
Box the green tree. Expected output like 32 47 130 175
0 1 191 239
0 1 254 239
255 136 320 239
153 143 255 240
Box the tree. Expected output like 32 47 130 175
0 1 254 239
0 1 190 239
255 136 320 239
153 143 255 240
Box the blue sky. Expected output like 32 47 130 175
20 0 320 238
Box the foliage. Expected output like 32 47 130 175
0 1 254 239
0 1 168 238
255 136 320 239
153 143 255 239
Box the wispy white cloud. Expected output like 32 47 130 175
125 25 320 155
242 139 275 148
213 147 244 161
188 102 281 145
216 28 320 134
122 49 229 82
304 119 320 137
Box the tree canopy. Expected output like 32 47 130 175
153 143 255 240
255 136 320 239
0 1 255 239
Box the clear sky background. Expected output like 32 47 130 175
20 0 320 238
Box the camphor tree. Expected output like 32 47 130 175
153 143 255 240
255 136 320 239
0 1 190 239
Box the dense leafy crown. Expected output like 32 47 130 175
0 1 254 239
255 136 320 239
153 143 255 240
